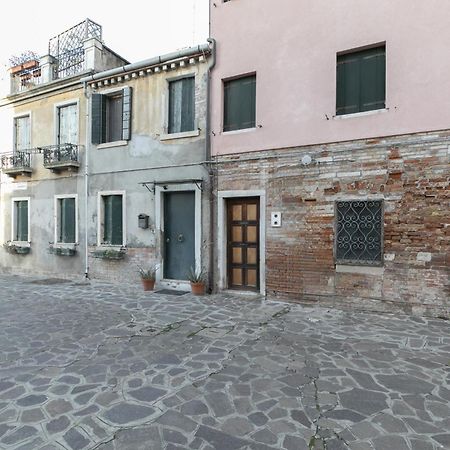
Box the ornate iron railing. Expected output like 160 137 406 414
335 200 383 265
42 144 79 166
0 151 32 170
49 19 102 79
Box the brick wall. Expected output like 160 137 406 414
215 130 450 316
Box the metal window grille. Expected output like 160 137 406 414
335 200 383 265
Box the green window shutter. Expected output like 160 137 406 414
122 87 132 140
224 75 256 132
336 54 361 115
111 195 123 245
91 93 106 144
61 198 76 243
181 77 195 132
103 196 112 244
360 48 385 112
16 201 28 241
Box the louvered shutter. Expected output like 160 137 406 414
360 48 385 112
181 77 195 132
16 201 28 241
122 87 132 141
336 54 361 115
91 94 106 144
111 195 123 245
62 198 76 243
224 76 256 132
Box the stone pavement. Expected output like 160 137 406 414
0 274 449 450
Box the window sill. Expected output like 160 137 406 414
333 108 389 120
160 130 200 141
335 264 384 276
97 140 128 149
222 127 257 136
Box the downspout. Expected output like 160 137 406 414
206 37 216 293
83 81 90 279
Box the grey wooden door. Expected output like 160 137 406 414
164 191 195 280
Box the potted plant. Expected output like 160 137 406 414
187 267 207 295
138 265 157 291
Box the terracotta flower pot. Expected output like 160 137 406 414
142 279 155 291
190 282 205 295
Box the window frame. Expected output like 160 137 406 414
54 194 78 245
11 197 31 244
222 73 257 133
13 112 32 152
167 74 196 135
334 199 384 267
54 100 79 146
97 190 126 247
336 43 386 117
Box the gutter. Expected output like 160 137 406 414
205 37 216 293
83 81 90 279
80 43 211 84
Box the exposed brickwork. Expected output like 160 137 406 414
215 131 450 316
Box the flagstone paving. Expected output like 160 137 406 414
0 274 449 449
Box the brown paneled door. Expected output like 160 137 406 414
227 197 260 290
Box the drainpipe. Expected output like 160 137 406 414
205 37 216 293
83 81 90 279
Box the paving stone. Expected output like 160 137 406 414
409 438 435 450
46 415 71 434
326 439 349 450
339 388 388 416
205 392 234 417
196 425 249 450
221 417 254 436
405 417 443 434
156 410 198 432
21 408 46 423
45 399 73 417
325 409 365 423
111 426 164 450
128 386 167 403
249 412 269 426
103 402 155 425
291 409 312 427
180 399 209 416
63 427 90 450
371 435 410 450
0 424 15 438
372 413 408 433
1 425 38 446
432 434 450 447
375 374 434 394
283 435 309 450
0 381 15 392
163 428 188 445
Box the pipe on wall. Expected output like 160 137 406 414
82 81 90 279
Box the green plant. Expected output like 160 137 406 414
186 267 206 283
138 264 157 280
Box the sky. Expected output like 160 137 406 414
0 0 209 97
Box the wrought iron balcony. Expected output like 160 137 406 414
1 151 32 178
42 144 80 172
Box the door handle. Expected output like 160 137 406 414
177 234 184 242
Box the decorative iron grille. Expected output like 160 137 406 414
335 200 383 265
1 151 32 170
42 144 79 165
48 19 102 79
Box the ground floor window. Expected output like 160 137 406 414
55 196 77 244
335 200 383 265
99 193 124 246
12 198 29 242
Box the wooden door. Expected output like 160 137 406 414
227 197 259 290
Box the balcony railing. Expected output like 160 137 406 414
1 151 33 178
42 144 80 172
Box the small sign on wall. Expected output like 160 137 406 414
271 212 282 227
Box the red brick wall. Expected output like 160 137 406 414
215 131 450 316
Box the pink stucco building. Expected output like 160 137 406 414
209 0 449 315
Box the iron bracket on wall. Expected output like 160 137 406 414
140 179 204 194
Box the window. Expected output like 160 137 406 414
100 194 124 246
12 199 29 242
335 200 383 265
336 46 385 116
14 115 30 151
55 196 77 244
168 77 195 134
223 75 256 132
57 104 78 145
91 87 132 144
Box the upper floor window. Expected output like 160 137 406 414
168 77 195 134
14 115 30 151
335 200 383 266
336 45 386 116
57 103 78 145
91 87 132 144
223 74 256 132
12 198 30 242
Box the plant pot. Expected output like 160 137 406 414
190 282 205 296
142 279 155 291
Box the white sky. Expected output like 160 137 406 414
0 0 209 97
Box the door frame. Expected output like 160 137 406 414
155 183 202 290
218 190 266 295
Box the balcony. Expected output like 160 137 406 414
43 144 80 172
1 152 32 178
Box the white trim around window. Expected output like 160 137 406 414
97 190 126 247
13 111 32 151
11 196 31 244
54 194 78 245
